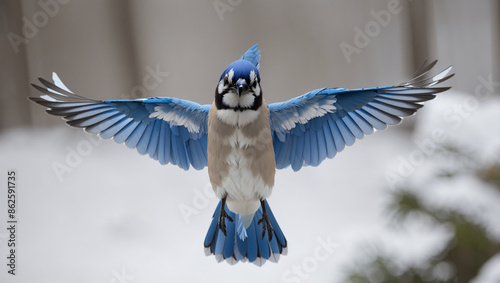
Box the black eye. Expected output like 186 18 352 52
223 75 230 85
252 80 257 88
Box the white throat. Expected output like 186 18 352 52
216 109 260 127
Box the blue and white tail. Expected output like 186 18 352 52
204 200 287 266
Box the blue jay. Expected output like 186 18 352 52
29 44 453 266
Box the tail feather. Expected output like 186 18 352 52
236 214 248 240
266 202 286 251
203 201 221 254
254 209 270 260
223 215 235 259
204 200 287 265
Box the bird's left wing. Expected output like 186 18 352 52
268 60 454 171
30 73 211 170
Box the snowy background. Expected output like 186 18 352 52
1 1 499 282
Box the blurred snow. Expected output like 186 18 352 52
412 92 500 238
472 255 500 283
0 90 498 282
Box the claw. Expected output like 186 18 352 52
218 195 233 237
258 200 274 241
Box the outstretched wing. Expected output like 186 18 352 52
30 73 211 170
269 60 454 171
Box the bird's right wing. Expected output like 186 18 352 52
30 73 211 170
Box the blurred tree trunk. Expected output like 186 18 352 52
0 1 31 129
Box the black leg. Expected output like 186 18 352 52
218 195 233 237
257 199 274 241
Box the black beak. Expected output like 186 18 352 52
237 84 248 96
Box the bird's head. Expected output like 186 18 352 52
215 60 262 111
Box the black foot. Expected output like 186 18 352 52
218 195 233 237
257 200 274 241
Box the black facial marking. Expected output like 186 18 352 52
215 85 228 110
215 78 262 111
250 92 262 111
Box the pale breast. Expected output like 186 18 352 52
207 102 276 202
